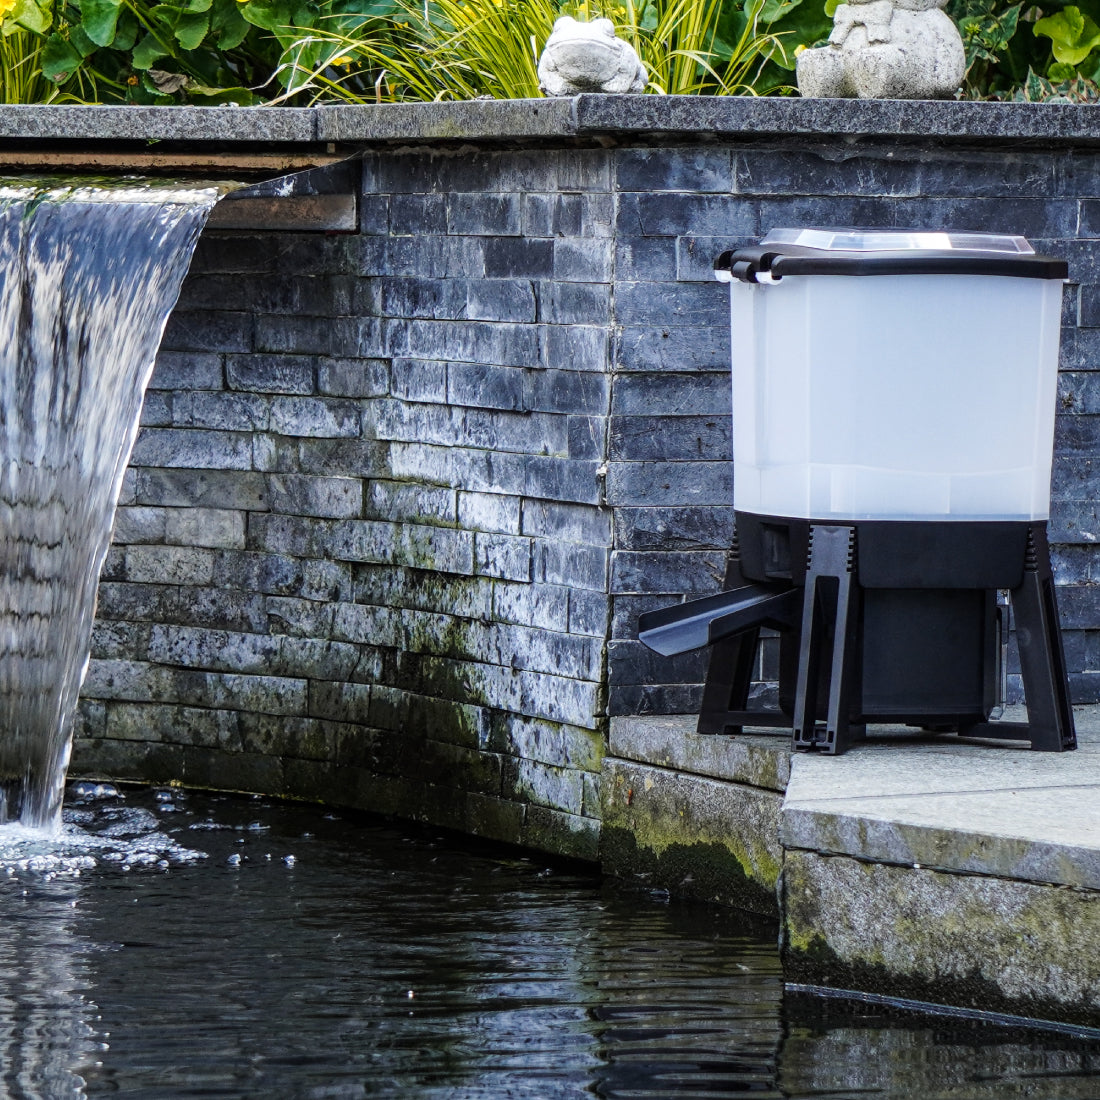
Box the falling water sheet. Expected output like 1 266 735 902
0 177 233 830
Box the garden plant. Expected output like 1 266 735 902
0 0 1091 107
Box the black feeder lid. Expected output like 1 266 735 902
715 227 1069 283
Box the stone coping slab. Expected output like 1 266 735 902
608 714 790 793
613 706 1100 890
3 97 1100 149
326 96 1100 146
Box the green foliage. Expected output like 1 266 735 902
1034 4 1100 64
947 0 1100 97
270 0 810 102
0 0 826 103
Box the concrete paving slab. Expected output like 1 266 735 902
781 705 1100 887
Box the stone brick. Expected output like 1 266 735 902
381 276 468 320
499 714 604 771
401 318 540 368
367 479 456 525
161 310 253 353
390 358 447 403
601 758 781 914
615 235 678 281
353 566 493 619
676 235 754 281
521 499 611 544
164 507 246 549
317 357 390 398
525 805 600 861
132 468 268 510
466 280 537 324
309 680 372 723
457 491 521 533
474 533 532 581
112 506 168 544
614 506 734 552
615 324 729 373
610 414 730 461
534 540 609 592
541 323 609 372
568 590 610 638
266 474 364 519
226 354 315 395
390 193 447 233
504 756 585 814
612 372 731 416
553 238 613 283
605 460 733 507
171 391 269 432
124 545 216 585
617 147 734 193
447 193 522 235
619 192 757 238
492 581 569 632
150 350 223 391
139 392 173 427
447 362 524 411
539 281 611 326
389 442 526 494
523 368 608 415
131 429 253 470
269 396 362 438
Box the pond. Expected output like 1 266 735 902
3 783 1099 1098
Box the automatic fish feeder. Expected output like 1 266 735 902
640 228 1076 755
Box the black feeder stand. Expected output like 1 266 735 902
638 230 1077 755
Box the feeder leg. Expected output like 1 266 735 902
1013 524 1076 751
793 525 861 754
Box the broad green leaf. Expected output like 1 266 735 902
80 0 122 44
211 0 249 48
40 32 81 81
1034 6 1100 65
112 10 139 48
70 21 97 54
1025 66 1047 97
10 0 52 36
240 0 297 30
760 0 800 23
131 29 169 67
174 9 209 47
186 0 214 11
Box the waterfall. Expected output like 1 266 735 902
0 178 226 832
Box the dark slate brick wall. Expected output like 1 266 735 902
71 133 1100 859
75 147 614 862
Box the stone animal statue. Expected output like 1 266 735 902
796 0 965 99
538 16 647 96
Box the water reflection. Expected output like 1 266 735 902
781 997 1100 1100
0 788 1096 1097
0 877 95 1100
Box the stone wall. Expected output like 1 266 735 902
70 104 1100 858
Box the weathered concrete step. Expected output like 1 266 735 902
602 707 1100 1027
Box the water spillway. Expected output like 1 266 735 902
0 179 225 831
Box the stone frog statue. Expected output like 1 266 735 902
796 0 965 99
538 16 647 96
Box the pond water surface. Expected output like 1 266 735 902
1 784 1098 1098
